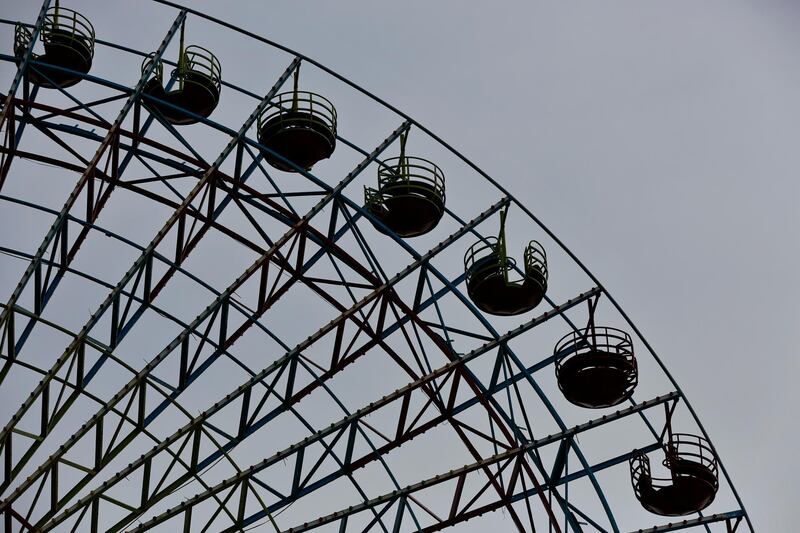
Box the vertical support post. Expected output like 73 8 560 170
498 206 509 282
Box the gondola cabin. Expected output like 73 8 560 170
141 45 222 125
257 90 337 172
14 6 95 89
555 326 638 408
630 434 719 516
365 143 445 238
464 236 548 316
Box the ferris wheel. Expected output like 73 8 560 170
0 1 753 532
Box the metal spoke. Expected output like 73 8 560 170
0 2 753 532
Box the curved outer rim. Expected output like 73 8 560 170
142 3 756 527
0 66 610 530
1 34 744 533
0 2 752 531
138 4 749 529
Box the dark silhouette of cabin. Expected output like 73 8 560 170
140 21 221 126
464 213 548 316
257 68 336 172
555 325 637 408
14 6 95 89
365 132 445 238
630 433 719 516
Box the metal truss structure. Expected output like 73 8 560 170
0 1 753 532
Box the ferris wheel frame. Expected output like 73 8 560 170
0 1 752 532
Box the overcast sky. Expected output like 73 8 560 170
1 1 797 531
249 2 797 528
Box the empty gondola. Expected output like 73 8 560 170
257 66 336 172
13 3 94 89
464 210 548 316
141 21 221 125
365 131 445 237
555 299 638 408
630 432 719 516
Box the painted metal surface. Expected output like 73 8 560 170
0 2 751 532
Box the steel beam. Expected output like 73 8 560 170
227 435 666 533
627 511 745 533
0 4 754 531
82 295 671 533
38 196 507 531
4 97 608 528
0 121 410 525
0 10 186 376
0 52 298 493
0 0 51 131
0 304 243 528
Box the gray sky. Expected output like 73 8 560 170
0 0 796 531
257 1 796 528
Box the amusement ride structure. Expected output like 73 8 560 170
0 2 752 532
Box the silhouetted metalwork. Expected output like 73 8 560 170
141 20 221 125
13 3 94 88
465 210 548 316
0 1 752 531
365 131 446 237
258 66 337 172
555 298 638 408
631 433 719 516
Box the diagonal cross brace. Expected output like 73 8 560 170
83 288 603 532
41 195 506 532
2 118 408 524
0 10 186 331
213 394 681 533
0 0 52 130
0 49 298 493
